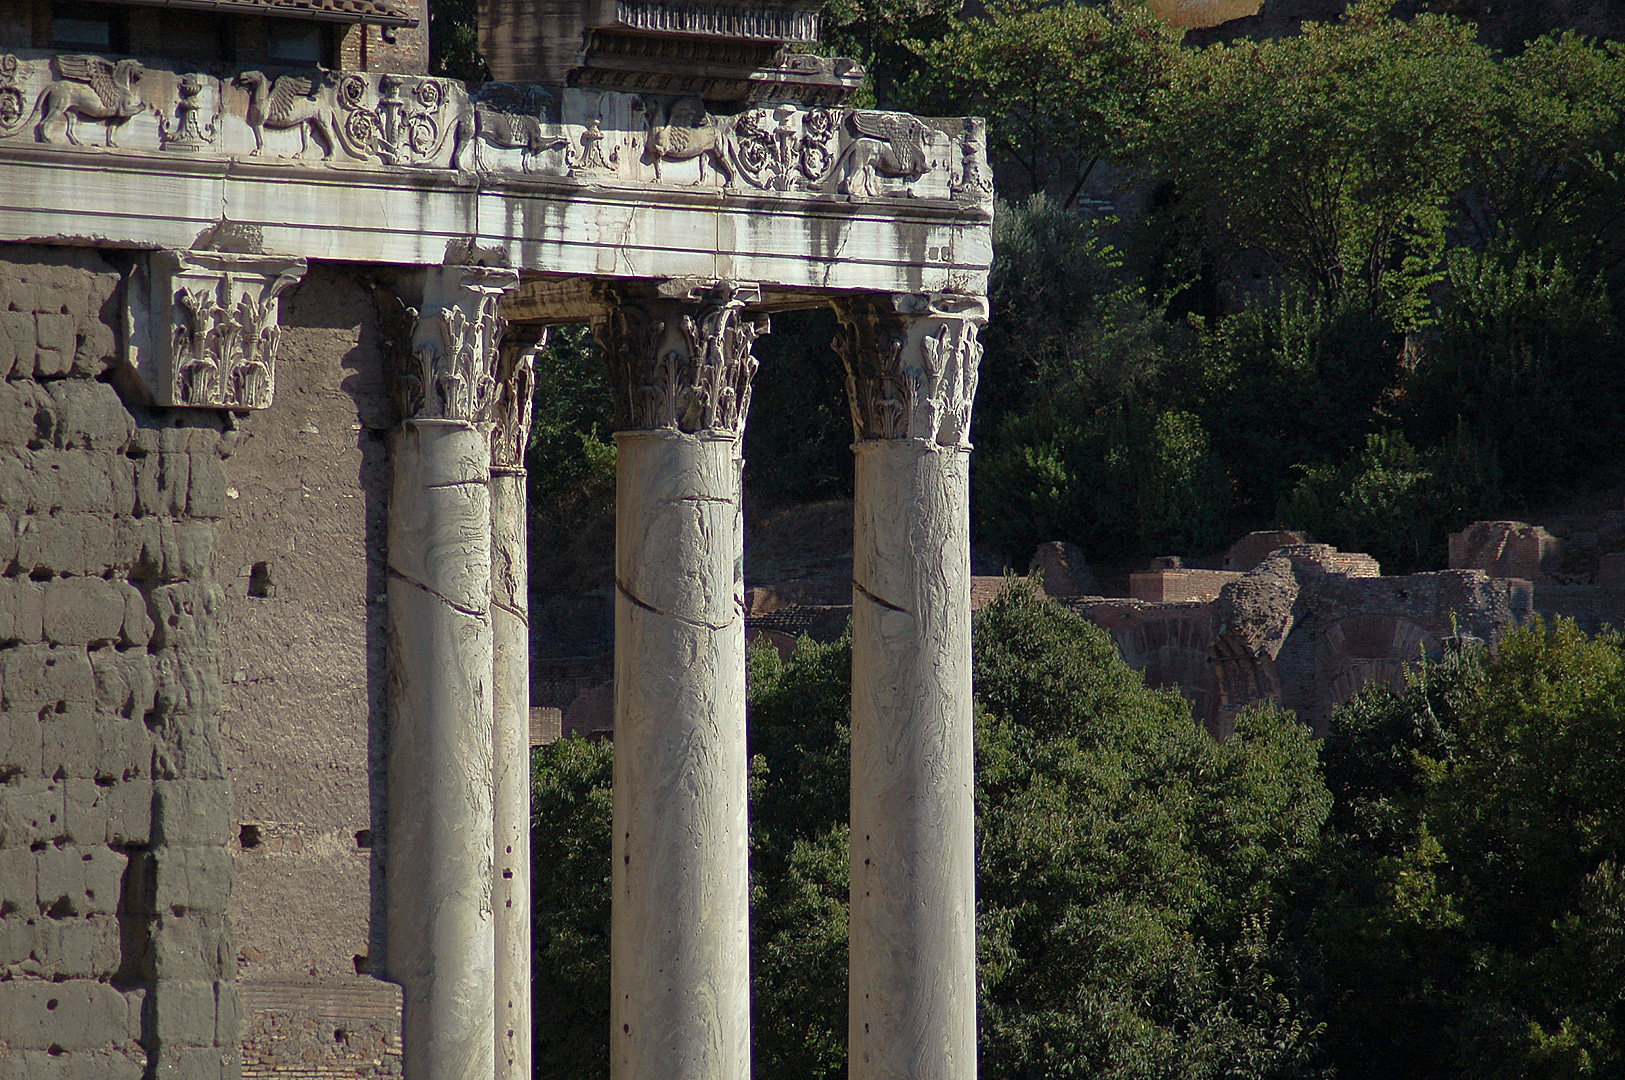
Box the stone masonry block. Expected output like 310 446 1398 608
0 977 138 1051
1 710 45 776
43 578 127 646
0 509 16 568
15 513 119 578
104 776 153 845
0 377 41 446
0 909 29 963
186 450 226 520
11 1049 145 1080
152 845 230 914
120 583 153 647
214 981 238 1051
0 844 36 910
0 451 38 511
90 647 157 720
150 979 220 1049
153 779 231 845
0 577 44 642
0 309 34 377
98 713 153 780
152 1044 240 1080
24 912 121 979
6 279 38 310
2 644 97 710
35 347 70 378
63 777 109 843
42 706 102 778
33 450 118 515
135 452 189 519
0 777 64 847
35 312 75 355
43 380 134 452
150 911 231 980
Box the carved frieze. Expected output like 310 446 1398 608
397 266 520 424
124 250 307 410
0 54 989 209
596 282 768 437
834 293 987 450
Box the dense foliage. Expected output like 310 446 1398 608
956 1 1625 572
532 600 1625 1079
533 586 1331 1080
1310 621 1625 1077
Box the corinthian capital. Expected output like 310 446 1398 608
833 293 987 450
397 265 520 424
595 281 769 438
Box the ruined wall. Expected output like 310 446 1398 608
0 246 402 1078
0 244 235 1078
214 266 402 1078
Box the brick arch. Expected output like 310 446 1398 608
1209 632 1283 741
1112 614 1220 736
1316 613 1442 720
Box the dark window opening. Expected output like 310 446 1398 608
266 19 329 65
52 3 128 53
239 823 262 849
166 14 232 63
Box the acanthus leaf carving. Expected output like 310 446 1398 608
597 282 767 437
491 331 542 470
834 293 986 449
397 265 518 424
126 250 306 411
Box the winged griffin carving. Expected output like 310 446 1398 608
34 54 144 146
235 70 338 158
836 110 930 197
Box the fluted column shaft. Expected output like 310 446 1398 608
836 293 988 1080
385 264 517 1080
597 282 767 1080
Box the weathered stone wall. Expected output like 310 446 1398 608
214 265 403 1073
0 244 235 1078
0 246 404 1077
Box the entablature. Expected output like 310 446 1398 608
0 52 992 298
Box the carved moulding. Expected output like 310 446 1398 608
595 281 769 438
833 293 988 450
396 265 521 424
124 250 307 410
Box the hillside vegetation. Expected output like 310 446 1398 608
533 590 1625 1079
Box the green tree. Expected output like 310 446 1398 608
1311 622 1625 1079
532 586 1331 1079
524 326 618 590
1147 0 1495 323
908 0 1186 205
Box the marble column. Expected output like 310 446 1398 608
385 264 517 1080
835 292 988 1080
491 334 538 1080
595 281 767 1080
